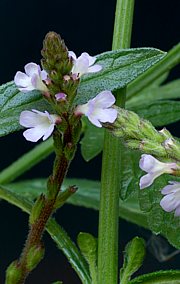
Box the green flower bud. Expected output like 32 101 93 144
29 194 45 225
163 138 180 161
140 120 164 142
5 261 23 284
26 244 45 272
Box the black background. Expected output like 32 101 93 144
0 0 179 283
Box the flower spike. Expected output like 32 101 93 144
160 181 180 217
139 154 179 189
75 90 117 127
69 51 102 77
14 63 48 93
20 110 59 142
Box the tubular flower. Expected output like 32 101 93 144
75 90 117 127
69 51 102 77
14 63 48 93
20 109 59 142
160 181 180 217
139 154 179 189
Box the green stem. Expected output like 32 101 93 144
0 138 54 184
97 1 135 283
0 186 91 284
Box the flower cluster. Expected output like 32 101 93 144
139 154 180 216
15 49 117 142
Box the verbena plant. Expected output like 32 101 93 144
0 0 180 283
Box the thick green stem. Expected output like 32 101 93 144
98 1 135 283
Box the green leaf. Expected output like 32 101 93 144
129 270 180 284
77 232 98 284
81 118 104 161
0 185 91 284
139 175 180 249
130 100 180 127
120 237 145 284
0 48 165 138
2 178 148 229
127 42 180 99
119 146 141 200
76 48 165 104
127 79 180 108
0 82 51 137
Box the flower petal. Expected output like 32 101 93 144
139 154 158 172
160 194 178 212
20 110 45 128
88 64 102 73
25 63 40 76
139 173 156 189
41 70 48 80
42 124 55 140
93 91 116 108
81 52 96 65
93 108 117 123
69 51 77 61
14 71 32 88
23 126 47 142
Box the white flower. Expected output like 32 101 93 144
160 181 180 217
139 154 179 189
69 51 102 77
14 63 48 93
75 90 117 127
20 109 59 142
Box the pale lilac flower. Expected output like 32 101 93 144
55 92 67 101
69 51 102 77
160 181 180 217
75 90 117 127
139 154 179 189
14 63 48 93
20 109 59 142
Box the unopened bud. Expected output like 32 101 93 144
26 244 45 272
5 260 23 284
29 194 45 224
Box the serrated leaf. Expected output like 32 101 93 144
76 48 165 104
139 175 180 249
130 100 180 127
129 270 180 284
2 178 148 229
120 237 145 284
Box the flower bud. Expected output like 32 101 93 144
5 261 23 284
26 244 45 272
29 194 45 224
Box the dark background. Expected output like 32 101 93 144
0 0 179 283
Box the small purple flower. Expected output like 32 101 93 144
14 63 48 93
55 92 67 101
160 181 180 217
139 154 179 189
20 109 59 142
75 90 117 127
69 51 102 77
